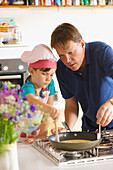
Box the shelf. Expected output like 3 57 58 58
0 5 113 8
0 44 28 48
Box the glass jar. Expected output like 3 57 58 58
12 0 24 5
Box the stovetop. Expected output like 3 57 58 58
33 129 113 166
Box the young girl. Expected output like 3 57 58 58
20 44 60 143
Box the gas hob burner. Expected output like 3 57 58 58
62 151 82 160
102 129 113 136
97 143 113 151
101 138 111 144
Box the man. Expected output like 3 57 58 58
51 23 113 132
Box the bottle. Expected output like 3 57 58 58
93 0 97 5
76 0 80 5
55 0 61 5
1 0 9 5
102 0 106 5
84 0 89 5
98 0 103 5
81 0 84 5
107 0 113 5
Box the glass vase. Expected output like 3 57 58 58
0 142 19 170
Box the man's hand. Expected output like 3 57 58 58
96 100 113 127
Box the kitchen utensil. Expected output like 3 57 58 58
55 122 60 142
62 121 71 132
97 124 101 140
48 131 101 151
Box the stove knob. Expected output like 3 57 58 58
3 66 8 71
18 65 24 70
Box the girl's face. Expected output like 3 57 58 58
29 68 56 89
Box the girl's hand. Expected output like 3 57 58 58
96 100 113 127
49 106 60 122
24 138 34 144
51 127 66 134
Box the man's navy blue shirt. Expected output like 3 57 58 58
56 41 113 131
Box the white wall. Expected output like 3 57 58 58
0 6 113 50
0 6 113 130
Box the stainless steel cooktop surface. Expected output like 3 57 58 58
33 129 113 166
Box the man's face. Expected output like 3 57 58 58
55 40 85 71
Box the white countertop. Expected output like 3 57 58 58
17 143 113 170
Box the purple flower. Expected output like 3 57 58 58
7 113 12 118
19 87 24 93
30 103 36 113
9 116 17 122
3 84 9 90
16 85 24 94
23 97 28 101
28 113 33 118
0 82 43 149
16 84 21 90
15 111 19 115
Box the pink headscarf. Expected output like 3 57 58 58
21 44 57 69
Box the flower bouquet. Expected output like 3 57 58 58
0 82 38 155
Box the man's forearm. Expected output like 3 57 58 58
65 111 78 130
64 97 79 130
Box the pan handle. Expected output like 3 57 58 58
62 121 71 132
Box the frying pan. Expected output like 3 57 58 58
48 132 101 151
